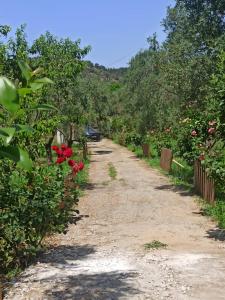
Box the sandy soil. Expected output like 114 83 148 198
5 139 225 300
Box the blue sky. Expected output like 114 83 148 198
1 0 174 68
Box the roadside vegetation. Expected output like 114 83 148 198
1 0 225 281
144 240 168 250
108 163 117 180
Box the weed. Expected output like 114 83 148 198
144 240 168 250
108 163 117 180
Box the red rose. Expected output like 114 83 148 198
78 162 84 171
51 145 59 151
61 144 67 150
68 159 76 167
56 149 64 156
63 148 73 158
191 130 197 137
72 163 80 174
208 127 216 134
56 157 66 164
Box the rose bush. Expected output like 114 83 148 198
0 66 87 278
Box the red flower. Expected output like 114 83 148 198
78 162 84 171
68 159 76 167
72 163 80 175
56 157 66 164
191 130 197 137
56 149 64 156
51 145 59 151
208 127 216 135
61 144 67 150
63 148 73 158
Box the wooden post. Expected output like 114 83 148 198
142 143 150 158
83 142 88 160
160 148 173 172
194 160 215 203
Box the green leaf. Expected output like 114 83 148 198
14 124 33 132
0 127 15 144
30 82 44 91
0 145 20 161
29 77 53 91
18 61 32 82
0 145 32 170
0 77 19 113
17 148 33 170
18 88 32 97
33 77 53 84
30 104 59 111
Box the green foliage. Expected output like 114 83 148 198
0 25 89 277
202 196 225 229
144 240 168 250
0 161 83 276
108 163 117 180
125 131 143 146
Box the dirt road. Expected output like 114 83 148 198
5 139 225 300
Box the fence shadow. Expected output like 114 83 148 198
44 271 141 300
206 228 225 242
154 184 194 197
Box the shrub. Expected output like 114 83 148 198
0 159 81 277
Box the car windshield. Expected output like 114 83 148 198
85 126 98 134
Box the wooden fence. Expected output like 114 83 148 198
160 149 216 203
194 160 215 203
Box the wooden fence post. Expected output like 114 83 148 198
142 143 150 158
194 160 215 203
160 148 173 172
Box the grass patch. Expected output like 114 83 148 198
144 240 168 250
202 198 225 229
108 163 117 180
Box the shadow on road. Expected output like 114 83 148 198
92 150 113 155
37 244 96 266
154 184 194 197
44 271 141 300
206 228 225 242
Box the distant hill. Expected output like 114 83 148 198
83 61 127 81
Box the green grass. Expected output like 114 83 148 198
202 198 225 229
108 163 117 180
144 240 168 250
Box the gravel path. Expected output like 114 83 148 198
5 139 225 300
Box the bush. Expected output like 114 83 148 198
125 131 143 146
0 159 81 277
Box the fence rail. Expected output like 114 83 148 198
194 160 215 203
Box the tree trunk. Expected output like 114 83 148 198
83 141 88 160
45 130 56 164
67 123 73 148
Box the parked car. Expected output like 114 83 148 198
85 126 101 141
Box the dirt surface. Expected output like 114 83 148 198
5 139 225 300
